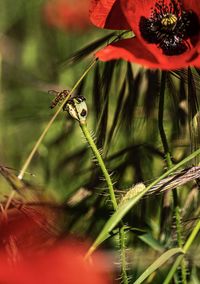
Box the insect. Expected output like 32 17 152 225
49 89 70 109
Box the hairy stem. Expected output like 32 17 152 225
120 226 129 284
80 122 118 210
80 122 128 282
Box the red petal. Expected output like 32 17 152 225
90 0 130 30
183 0 200 14
120 0 156 35
0 205 59 257
0 242 112 284
188 50 200 67
31 243 111 284
96 38 200 70
96 38 159 68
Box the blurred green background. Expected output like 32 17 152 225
0 0 101 196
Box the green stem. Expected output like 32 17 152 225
158 71 186 283
164 219 200 284
80 122 128 282
163 255 184 284
183 219 200 252
120 226 129 284
80 122 118 210
4 59 97 211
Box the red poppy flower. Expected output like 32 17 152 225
44 0 91 32
0 207 112 284
90 0 200 70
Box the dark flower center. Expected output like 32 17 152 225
139 0 200 56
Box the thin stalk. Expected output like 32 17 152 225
4 59 97 211
164 219 200 284
183 219 200 252
80 122 118 210
163 255 184 284
79 122 128 283
158 71 186 283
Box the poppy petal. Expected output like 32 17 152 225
188 50 200 67
96 38 159 68
96 38 200 70
0 241 112 284
120 0 156 34
183 0 200 15
90 0 130 30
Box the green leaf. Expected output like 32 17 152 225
133 248 184 284
139 233 164 252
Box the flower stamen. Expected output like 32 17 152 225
161 13 177 29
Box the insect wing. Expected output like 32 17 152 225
48 90 60 97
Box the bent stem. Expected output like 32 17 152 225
79 122 128 283
158 71 186 283
4 59 97 211
80 122 118 210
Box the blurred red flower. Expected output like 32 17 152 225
90 0 200 70
0 243 111 284
43 0 91 32
0 206 112 284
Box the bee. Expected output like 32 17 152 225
49 89 70 109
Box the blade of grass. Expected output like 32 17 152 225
138 233 164 253
60 32 116 66
133 248 184 284
164 219 200 284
